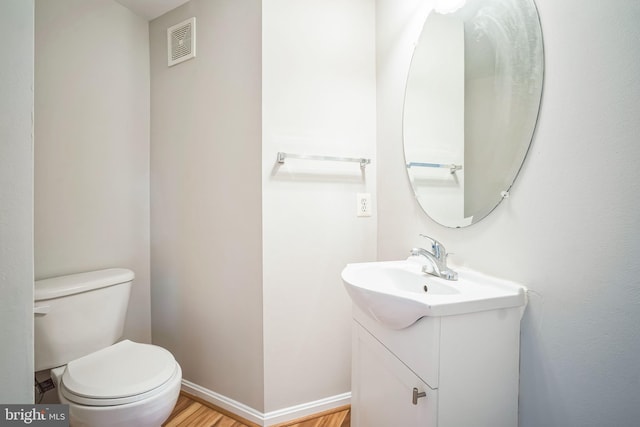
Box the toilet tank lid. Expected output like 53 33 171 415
35 268 134 301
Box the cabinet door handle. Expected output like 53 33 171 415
412 387 427 405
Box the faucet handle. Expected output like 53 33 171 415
419 234 445 260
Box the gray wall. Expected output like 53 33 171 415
150 0 376 417
34 0 151 343
376 0 640 426
0 0 35 404
149 0 265 411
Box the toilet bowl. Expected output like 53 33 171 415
34 269 181 427
51 340 182 427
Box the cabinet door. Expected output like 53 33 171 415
352 323 437 427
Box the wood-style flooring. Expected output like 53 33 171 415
163 392 350 427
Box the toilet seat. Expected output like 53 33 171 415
60 340 178 407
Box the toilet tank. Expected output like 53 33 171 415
34 268 134 372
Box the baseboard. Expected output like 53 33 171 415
181 379 351 426
262 391 351 426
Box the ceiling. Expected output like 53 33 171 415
114 0 190 21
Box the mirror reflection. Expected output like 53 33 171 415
403 0 544 227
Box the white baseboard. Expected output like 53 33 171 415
262 391 351 426
181 380 264 425
181 379 351 426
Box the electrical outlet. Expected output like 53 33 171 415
357 193 372 217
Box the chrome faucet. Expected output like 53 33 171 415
410 235 458 281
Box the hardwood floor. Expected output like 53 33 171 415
163 392 350 427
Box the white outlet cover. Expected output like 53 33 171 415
357 193 372 217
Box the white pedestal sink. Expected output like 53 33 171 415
342 258 528 427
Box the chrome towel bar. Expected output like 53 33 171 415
406 162 462 174
277 152 371 169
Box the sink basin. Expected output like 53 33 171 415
341 259 527 329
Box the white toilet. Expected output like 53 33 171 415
34 268 182 427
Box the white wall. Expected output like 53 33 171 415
35 0 151 344
149 0 265 412
376 0 640 426
262 0 376 413
151 0 375 418
0 0 35 404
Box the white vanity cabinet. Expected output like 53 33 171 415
351 305 523 427
352 321 438 426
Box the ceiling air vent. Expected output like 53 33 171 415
167 17 196 67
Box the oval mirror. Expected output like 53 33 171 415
403 0 544 227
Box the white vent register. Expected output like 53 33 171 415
167 17 196 66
